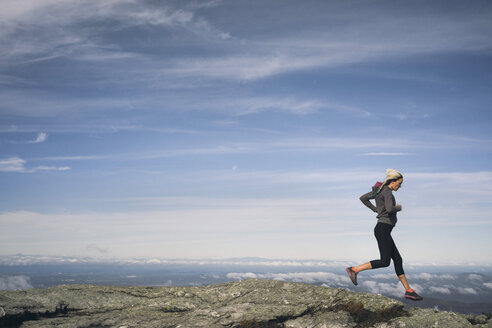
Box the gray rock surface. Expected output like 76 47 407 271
0 279 490 327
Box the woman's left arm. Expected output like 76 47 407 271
384 189 401 214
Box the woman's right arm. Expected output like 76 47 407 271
360 191 377 212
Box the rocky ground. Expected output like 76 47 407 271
1 279 491 327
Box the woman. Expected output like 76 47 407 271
346 169 423 301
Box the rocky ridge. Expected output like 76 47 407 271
0 279 491 327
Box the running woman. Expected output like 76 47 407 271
346 169 423 301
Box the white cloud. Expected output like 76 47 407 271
0 156 70 173
34 166 71 171
38 155 110 161
457 287 478 295
483 282 492 289
0 157 26 172
429 286 451 294
436 274 456 280
361 280 403 298
413 273 434 280
6 132 48 144
0 275 33 290
360 153 412 156
0 255 353 268
369 273 394 279
29 132 48 143
467 273 483 281
396 113 430 121
226 272 347 285
226 272 258 280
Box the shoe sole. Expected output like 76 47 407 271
346 267 358 285
405 296 423 301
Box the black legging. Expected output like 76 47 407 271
370 222 405 276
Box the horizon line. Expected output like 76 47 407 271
1 254 490 267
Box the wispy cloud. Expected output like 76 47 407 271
229 97 326 116
0 74 35 86
34 166 71 171
7 132 48 144
37 155 110 161
15 132 492 166
45 137 417 161
407 171 492 186
0 0 227 64
0 90 139 118
215 97 370 117
0 88 371 122
0 157 26 172
163 54 330 81
0 156 70 173
159 6 492 82
27 136 414 163
360 152 413 156
2 0 490 85
396 113 430 121
29 132 48 143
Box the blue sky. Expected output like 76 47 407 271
1 0 492 264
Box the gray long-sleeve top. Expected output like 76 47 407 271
360 185 401 226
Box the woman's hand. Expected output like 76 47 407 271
396 204 402 211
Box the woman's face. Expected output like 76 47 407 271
389 178 403 191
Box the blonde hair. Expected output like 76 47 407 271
376 169 403 194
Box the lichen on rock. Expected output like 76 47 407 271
0 279 490 327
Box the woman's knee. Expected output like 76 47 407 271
393 254 403 266
381 258 391 267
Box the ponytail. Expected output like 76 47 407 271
373 174 403 196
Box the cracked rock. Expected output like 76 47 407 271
0 279 490 328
